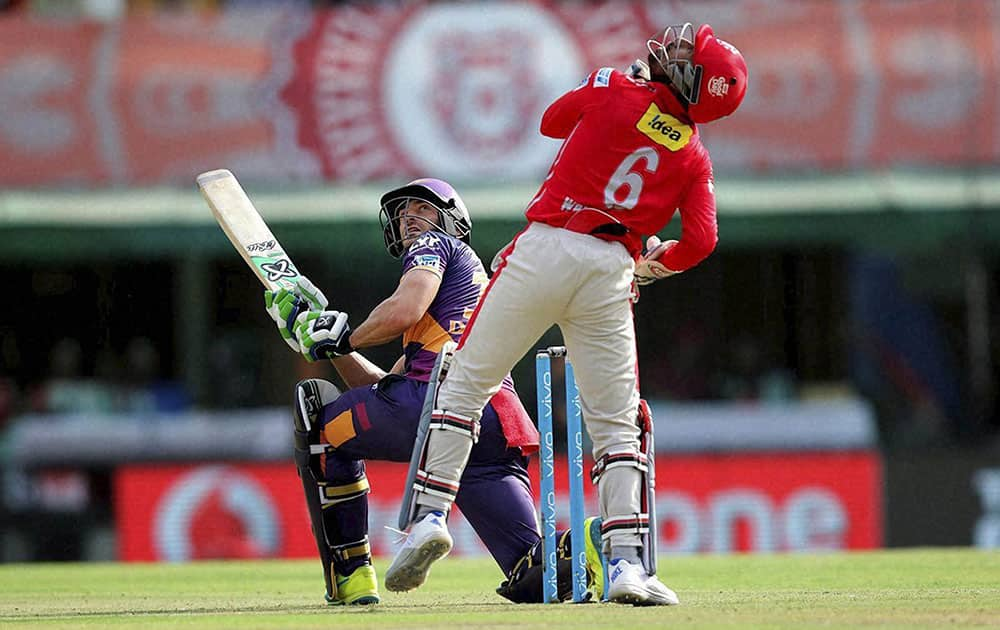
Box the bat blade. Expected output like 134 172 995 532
197 169 301 291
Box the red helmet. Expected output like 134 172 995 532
648 23 748 123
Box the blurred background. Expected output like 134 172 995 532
1 0 998 564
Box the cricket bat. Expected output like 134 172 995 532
199 169 335 599
196 169 301 291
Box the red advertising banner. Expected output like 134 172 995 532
2 1 998 188
115 451 881 562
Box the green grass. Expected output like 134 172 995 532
1 549 998 629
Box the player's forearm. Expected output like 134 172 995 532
661 181 719 271
329 352 387 388
349 297 420 348
660 229 717 272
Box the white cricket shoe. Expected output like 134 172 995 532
384 511 453 592
606 558 680 606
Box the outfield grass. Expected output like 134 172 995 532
1 549 997 629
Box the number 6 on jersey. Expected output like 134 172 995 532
197 169 301 291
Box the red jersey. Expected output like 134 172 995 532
525 67 718 271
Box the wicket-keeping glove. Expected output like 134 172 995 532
628 59 651 81
634 235 679 286
264 276 329 352
294 310 354 362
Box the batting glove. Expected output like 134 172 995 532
294 276 329 311
264 277 330 352
265 289 308 352
294 310 354 362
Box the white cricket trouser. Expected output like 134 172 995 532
417 222 645 547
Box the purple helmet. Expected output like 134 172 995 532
379 178 472 258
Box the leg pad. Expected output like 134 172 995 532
292 378 343 601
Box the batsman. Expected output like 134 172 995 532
269 179 605 605
386 23 748 606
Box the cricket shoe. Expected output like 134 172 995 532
583 517 606 601
384 511 453 592
326 564 380 606
606 558 679 606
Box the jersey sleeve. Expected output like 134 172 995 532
658 162 719 273
539 67 617 139
401 232 451 278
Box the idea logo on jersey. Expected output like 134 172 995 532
636 103 693 152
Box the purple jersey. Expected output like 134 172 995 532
401 231 489 381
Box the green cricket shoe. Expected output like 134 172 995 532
583 516 605 602
326 564 380 606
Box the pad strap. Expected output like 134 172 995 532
504 530 573 579
506 540 540 580
331 536 371 563
319 477 370 507
556 529 574 560
601 513 650 541
413 469 461 502
590 448 648 484
429 409 480 443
